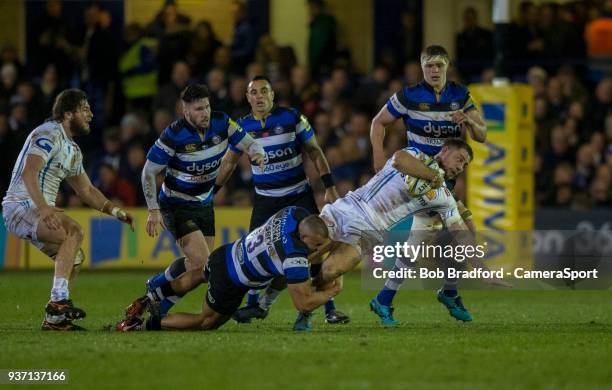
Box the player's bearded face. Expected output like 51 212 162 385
184 98 211 129
70 101 92 136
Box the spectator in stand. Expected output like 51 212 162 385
455 7 493 80
155 2 192 85
32 0 76 81
153 61 191 114
0 113 18 200
527 66 548 98
290 65 319 116
119 141 147 206
229 0 257 74
186 21 221 79
592 77 612 132
152 108 174 137
0 43 26 82
226 76 249 119
511 1 544 72
39 64 62 115
89 127 122 183
206 67 229 110
307 0 337 78
97 162 137 207
119 23 158 112
0 63 18 113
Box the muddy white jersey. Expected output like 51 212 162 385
342 147 460 231
3 121 84 207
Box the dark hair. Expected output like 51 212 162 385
444 137 474 161
421 45 450 61
250 75 272 85
180 84 210 103
52 89 87 121
300 215 329 238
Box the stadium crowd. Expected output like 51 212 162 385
0 0 611 210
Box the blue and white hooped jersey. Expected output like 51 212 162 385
146 112 247 205
232 107 314 197
226 206 311 289
386 81 476 156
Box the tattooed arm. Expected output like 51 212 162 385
142 159 166 237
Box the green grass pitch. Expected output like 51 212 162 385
0 271 611 389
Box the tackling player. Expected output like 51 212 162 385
214 76 347 329
117 207 340 331
369 45 487 323
2 89 134 330
141 84 264 316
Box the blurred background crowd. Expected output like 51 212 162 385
0 0 611 209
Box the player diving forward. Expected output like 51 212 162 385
117 207 340 331
2 89 134 330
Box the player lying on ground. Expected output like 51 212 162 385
233 138 502 328
116 207 340 331
1 89 134 331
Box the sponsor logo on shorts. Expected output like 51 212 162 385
418 103 430 111
212 135 222 145
273 126 284 135
450 102 460 110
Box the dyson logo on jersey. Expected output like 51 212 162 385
186 158 222 175
264 147 293 164
423 122 461 137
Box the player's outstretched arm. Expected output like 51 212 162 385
286 279 340 313
302 137 339 203
370 106 397 172
65 173 135 231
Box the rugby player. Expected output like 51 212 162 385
214 75 347 329
369 45 487 324
141 83 264 316
2 89 135 330
314 138 488 326
117 207 340 331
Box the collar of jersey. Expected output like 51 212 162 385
420 80 449 95
181 118 206 134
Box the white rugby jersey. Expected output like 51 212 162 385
342 147 460 230
3 121 84 207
